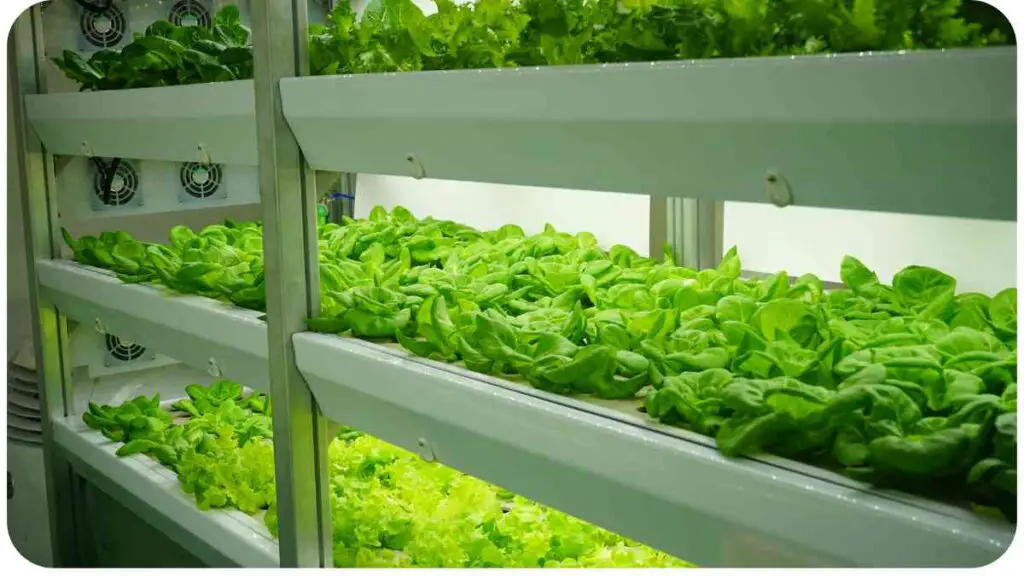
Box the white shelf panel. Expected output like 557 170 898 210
294 332 1013 568
36 260 270 392
53 416 278 567
281 48 1015 221
25 80 257 165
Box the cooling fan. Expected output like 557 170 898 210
178 162 226 202
103 333 151 365
76 0 128 49
169 0 212 28
69 324 176 378
90 159 142 211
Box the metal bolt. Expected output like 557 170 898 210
94 318 106 334
197 144 213 165
80 141 93 157
406 154 427 180
416 437 436 462
207 357 223 377
765 170 793 208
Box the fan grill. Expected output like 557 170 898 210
80 4 126 48
93 161 138 206
180 162 223 199
105 334 147 362
169 1 211 28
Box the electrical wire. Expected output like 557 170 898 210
90 157 123 207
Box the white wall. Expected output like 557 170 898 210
723 203 1016 294
355 176 1016 294
355 175 651 254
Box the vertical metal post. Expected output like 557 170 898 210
648 197 668 261
680 199 724 270
251 0 332 567
9 6 79 566
651 196 724 269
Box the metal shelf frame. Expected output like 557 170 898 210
280 47 1015 221
53 416 279 567
10 0 1017 570
293 333 1012 567
35 260 271 392
24 80 258 166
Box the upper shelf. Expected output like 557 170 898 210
36 260 270 392
294 333 1013 568
24 80 257 165
281 47 1016 221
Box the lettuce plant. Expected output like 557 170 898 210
68 204 1018 521
53 5 252 91
83 382 688 567
56 2 1011 90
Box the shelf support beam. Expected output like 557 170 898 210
252 0 332 567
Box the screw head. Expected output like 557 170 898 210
406 154 427 180
416 437 436 462
765 170 793 208
207 357 222 377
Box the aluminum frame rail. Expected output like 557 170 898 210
294 333 1014 568
11 0 1018 569
24 80 258 166
34 260 270 392
281 47 1015 221
53 417 279 567
251 0 332 568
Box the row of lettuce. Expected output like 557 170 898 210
54 1 1012 91
64 205 1017 521
82 381 687 567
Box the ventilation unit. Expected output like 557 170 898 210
103 334 153 365
57 158 258 218
69 325 176 379
178 162 225 202
89 159 142 211
169 0 212 28
76 1 129 50
6 339 52 566
7 344 42 447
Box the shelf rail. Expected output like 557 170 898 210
251 0 332 568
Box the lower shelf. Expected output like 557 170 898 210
294 332 1014 568
53 416 279 567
